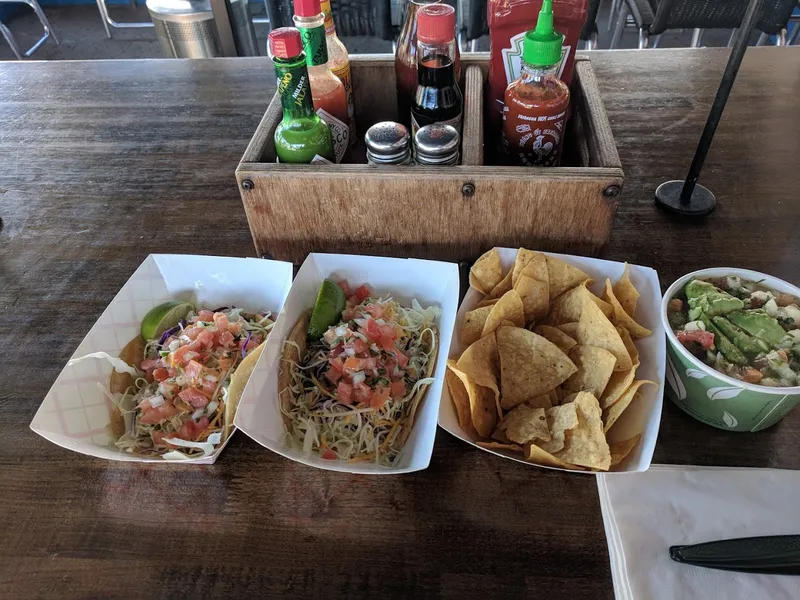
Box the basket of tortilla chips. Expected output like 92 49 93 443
439 248 666 472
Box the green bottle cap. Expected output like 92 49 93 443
522 0 564 67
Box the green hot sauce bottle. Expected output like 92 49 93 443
268 27 334 164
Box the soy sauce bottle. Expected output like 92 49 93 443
410 4 463 142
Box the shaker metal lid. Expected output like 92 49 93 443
364 121 410 156
414 123 460 157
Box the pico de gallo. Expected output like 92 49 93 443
669 275 800 387
113 307 273 457
282 280 440 466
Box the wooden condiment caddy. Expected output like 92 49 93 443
237 53 623 264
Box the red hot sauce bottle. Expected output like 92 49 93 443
410 3 463 139
501 0 570 167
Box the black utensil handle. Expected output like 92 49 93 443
670 535 800 575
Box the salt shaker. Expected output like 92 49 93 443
413 123 460 166
364 122 412 165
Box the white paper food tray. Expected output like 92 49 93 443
30 254 294 463
235 253 460 474
438 248 665 473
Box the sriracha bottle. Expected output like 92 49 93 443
501 0 570 167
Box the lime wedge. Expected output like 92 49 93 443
308 279 347 340
140 300 195 340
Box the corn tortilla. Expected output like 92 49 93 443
481 290 525 337
603 278 652 340
533 325 577 353
497 327 577 410
469 248 503 294
576 297 632 372
563 345 617 399
545 255 591 300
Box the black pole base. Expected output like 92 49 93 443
655 180 716 216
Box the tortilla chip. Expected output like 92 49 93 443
446 364 478 438
525 443 582 469
512 249 547 287
528 394 553 409
563 345 617 398
470 248 503 294
616 325 640 367
561 391 579 405
482 290 525 337
497 327 577 410
610 434 642 467
457 333 501 418
476 298 500 309
110 335 146 437
600 366 637 410
613 263 640 318
553 391 611 471
461 305 492 347
477 441 523 453
537 401 579 453
603 278 652 340
546 282 611 325
225 342 264 439
549 388 560 406
499 320 518 329
514 274 549 322
498 404 550 444
558 322 580 337
482 269 513 304
576 297 632 372
279 312 310 427
533 325 577 352
545 255 591 299
491 428 513 443
603 380 656 432
448 362 497 438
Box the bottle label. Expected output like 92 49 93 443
502 32 570 88
502 107 566 167
317 108 349 163
298 25 329 67
331 61 356 142
410 112 463 139
320 0 335 34
276 65 313 113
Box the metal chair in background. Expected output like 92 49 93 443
463 0 486 51
0 0 59 58
580 0 601 48
611 0 798 49
265 0 392 40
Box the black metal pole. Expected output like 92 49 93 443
655 0 765 216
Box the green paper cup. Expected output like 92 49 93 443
662 268 800 432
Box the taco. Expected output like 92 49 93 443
279 280 440 467
108 305 274 458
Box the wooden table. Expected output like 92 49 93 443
1 48 799 599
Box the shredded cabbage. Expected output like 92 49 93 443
282 294 439 467
68 352 141 377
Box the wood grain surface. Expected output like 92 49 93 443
2 48 800 599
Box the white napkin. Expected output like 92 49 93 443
597 465 800 600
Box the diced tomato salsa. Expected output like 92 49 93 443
319 281 411 411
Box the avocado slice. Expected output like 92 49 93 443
697 312 748 365
711 316 769 356
727 309 787 348
685 279 744 319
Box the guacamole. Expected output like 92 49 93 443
668 276 800 387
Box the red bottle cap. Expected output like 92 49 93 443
417 4 456 44
293 0 321 17
269 27 304 59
